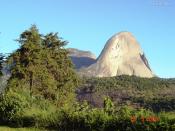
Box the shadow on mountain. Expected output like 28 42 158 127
70 56 96 69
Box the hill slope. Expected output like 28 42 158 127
77 75 175 111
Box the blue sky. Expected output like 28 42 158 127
0 0 174 78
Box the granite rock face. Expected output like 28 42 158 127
78 32 154 78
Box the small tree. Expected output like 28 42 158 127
104 96 115 115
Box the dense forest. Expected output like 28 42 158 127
0 26 175 130
78 76 175 111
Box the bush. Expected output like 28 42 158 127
0 90 28 124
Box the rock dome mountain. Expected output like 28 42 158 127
69 32 154 78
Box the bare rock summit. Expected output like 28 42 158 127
79 32 154 78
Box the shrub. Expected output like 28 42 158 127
104 96 115 115
0 90 28 124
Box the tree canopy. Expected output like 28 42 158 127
7 25 79 104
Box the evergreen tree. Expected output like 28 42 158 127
7 25 42 94
42 33 79 104
42 33 78 89
7 25 79 104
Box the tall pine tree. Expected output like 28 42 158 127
7 25 79 104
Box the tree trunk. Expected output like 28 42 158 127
29 72 33 96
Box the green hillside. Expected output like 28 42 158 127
77 75 175 112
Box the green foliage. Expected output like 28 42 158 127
7 25 79 105
78 75 175 111
104 96 115 115
0 89 28 122
83 75 175 91
43 103 175 131
0 25 81 129
0 87 175 130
